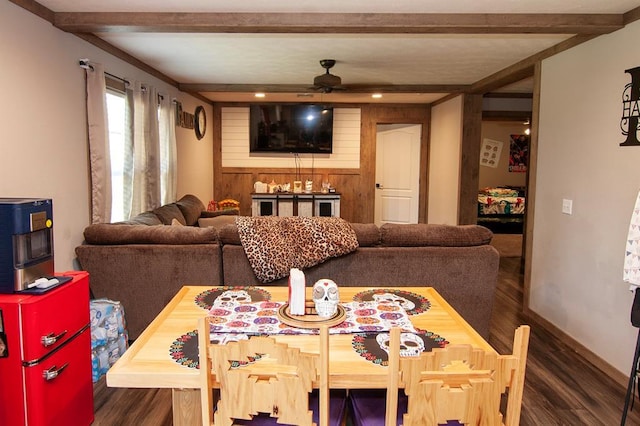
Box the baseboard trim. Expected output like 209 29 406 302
523 306 629 389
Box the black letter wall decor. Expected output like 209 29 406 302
621 66 640 146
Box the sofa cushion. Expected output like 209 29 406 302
349 223 380 247
153 203 186 225
83 224 218 245
218 223 242 244
199 215 237 231
120 211 163 226
176 194 206 226
380 224 492 247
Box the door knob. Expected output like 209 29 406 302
376 183 383 189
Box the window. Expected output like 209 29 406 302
104 80 176 222
84 64 176 224
106 89 126 222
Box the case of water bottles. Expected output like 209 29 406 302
90 298 128 382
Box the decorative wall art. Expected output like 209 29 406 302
509 134 529 173
620 66 640 146
480 138 503 168
175 101 194 130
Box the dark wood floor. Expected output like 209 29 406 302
92 257 640 425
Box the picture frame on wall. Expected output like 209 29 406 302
480 138 503 168
509 134 529 173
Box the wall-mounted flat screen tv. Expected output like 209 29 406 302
249 104 333 154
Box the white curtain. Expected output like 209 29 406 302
130 82 161 216
85 63 112 223
121 89 134 220
159 95 177 205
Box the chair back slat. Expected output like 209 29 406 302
385 328 401 426
198 316 333 426
381 325 530 426
503 325 530 426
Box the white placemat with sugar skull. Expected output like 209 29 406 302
206 300 416 335
351 288 431 316
194 286 272 310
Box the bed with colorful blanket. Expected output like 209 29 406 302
477 187 525 233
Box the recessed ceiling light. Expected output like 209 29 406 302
372 93 383 99
255 93 266 98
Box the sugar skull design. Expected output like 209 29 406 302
312 279 340 318
372 292 416 311
376 332 425 357
214 290 252 306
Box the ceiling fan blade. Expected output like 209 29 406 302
313 73 341 88
311 59 343 93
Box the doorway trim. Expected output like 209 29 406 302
375 124 422 225
362 105 431 223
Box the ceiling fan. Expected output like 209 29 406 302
312 59 344 93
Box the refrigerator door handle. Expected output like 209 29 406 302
42 363 69 381
41 330 68 347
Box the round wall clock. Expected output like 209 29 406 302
194 106 206 140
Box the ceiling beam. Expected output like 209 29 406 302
470 34 600 94
53 12 623 35
74 33 179 87
8 0 54 22
75 33 212 104
179 83 469 94
624 5 640 24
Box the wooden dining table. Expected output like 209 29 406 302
107 285 495 426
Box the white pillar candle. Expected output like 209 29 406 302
288 268 306 315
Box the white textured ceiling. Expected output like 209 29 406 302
31 0 640 103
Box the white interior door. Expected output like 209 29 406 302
374 124 421 226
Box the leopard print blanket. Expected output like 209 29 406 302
235 216 359 283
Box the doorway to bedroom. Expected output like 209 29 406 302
478 119 529 258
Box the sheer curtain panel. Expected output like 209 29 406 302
84 62 112 223
159 95 177 205
131 82 161 216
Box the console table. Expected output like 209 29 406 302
251 193 340 217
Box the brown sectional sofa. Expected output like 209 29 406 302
75 195 500 340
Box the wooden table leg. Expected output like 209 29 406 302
172 388 202 426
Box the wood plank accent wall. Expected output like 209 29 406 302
213 103 431 223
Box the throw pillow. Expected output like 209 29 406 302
153 203 186 225
175 194 206 226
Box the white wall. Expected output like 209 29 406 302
0 2 212 272
221 107 361 169
428 96 463 224
533 19 640 374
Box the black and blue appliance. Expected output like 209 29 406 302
0 198 54 293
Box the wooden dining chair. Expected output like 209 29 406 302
351 325 530 426
198 317 341 426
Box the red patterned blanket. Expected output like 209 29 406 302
235 216 359 283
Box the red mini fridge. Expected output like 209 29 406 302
0 271 94 426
